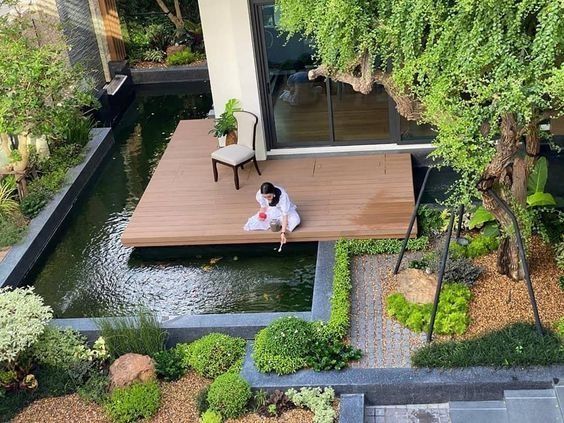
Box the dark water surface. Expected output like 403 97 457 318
29 89 316 318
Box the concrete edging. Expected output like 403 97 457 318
339 394 365 423
130 65 209 85
0 128 115 288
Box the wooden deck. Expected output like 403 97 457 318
121 120 416 247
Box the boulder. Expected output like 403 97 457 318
396 268 437 304
166 44 187 56
109 353 156 390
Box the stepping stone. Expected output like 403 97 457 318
505 389 563 423
450 400 508 423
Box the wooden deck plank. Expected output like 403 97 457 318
121 119 416 247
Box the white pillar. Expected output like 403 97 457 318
199 0 267 160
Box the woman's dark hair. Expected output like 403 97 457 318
260 182 276 195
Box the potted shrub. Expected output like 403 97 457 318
209 99 241 147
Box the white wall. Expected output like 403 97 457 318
199 0 267 160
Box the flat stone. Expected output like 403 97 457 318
339 394 364 423
396 268 437 304
109 353 156 390
505 390 562 423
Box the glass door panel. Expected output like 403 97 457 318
261 5 331 147
331 81 390 143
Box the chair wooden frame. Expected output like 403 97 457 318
211 111 261 190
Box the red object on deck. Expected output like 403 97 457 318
258 212 267 220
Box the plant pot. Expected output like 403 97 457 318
217 135 226 148
226 131 238 146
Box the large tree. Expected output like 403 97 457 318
278 0 564 279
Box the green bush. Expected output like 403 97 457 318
20 189 49 219
62 113 93 146
166 49 199 66
555 241 564 270
0 214 26 248
306 335 362 371
412 323 564 367
386 283 471 335
105 381 161 423
153 348 186 381
556 318 564 339
286 387 336 423
466 234 499 258
200 409 222 423
559 276 564 292
196 386 210 415
417 205 444 237
178 333 246 379
78 371 110 404
97 311 167 359
31 326 88 368
253 316 313 375
207 373 251 419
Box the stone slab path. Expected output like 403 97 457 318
349 254 425 368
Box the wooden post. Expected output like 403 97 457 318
98 0 126 61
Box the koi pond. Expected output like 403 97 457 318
28 85 316 318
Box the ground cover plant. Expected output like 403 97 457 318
286 387 336 423
412 323 564 368
386 283 472 335
105 380 161 423
206 372 251 419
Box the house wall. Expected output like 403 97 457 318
198 0 267 160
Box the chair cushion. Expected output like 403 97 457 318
211 144 255 166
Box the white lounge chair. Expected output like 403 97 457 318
211 111 261 190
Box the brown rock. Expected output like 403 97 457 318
166 44 187 56
396 268 437 304
109 353 156 390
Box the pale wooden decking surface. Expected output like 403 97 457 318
121 119 415 247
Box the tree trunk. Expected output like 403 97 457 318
155 0 185 36
478 114 524 280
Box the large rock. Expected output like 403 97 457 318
109 353 156 390
166 44 187 56
396 268 437 304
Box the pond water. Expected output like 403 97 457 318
28 86 316 318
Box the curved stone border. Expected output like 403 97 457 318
130 65 209 85
0 128 115 288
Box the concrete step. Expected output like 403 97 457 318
504 389 563 423
365 404 450 423
449 400 508 423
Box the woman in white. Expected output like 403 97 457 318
244 182 301 246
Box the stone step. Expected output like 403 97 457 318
365 404 450 423
504 389 563 423
449 400 508 423
556 385 564 413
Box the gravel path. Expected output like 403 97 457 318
349 253 425 369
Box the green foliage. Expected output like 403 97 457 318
166 49 200 66
436 258 483 287
253 316 313 375
412 323 564 368
326 240 353 339
0 287 52 365
306 337 361 371
207 373 251 419
20 190 49 219
559 276 564 292
196 386 210 415
417 205 444 237
466 234 499 258
468 206 495 230
177 333 246 379
526 157 556 207
386 283 471 335
96 311 167 359
105 381 161 423
0 179 18 217
62 113 93 147
153 348 186 381
556 242 564 270
532 207 564 244
556 318 564 339
0 213 26 248
209 99 242 138
143 49 166 63
0 19 96 137
78 370 110 404
285 387 336 423
200 409 222 423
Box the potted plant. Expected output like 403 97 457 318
209 99 242 147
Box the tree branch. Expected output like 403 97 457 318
155 0 183 29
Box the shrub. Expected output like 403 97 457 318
207 373 251 419
555 241 564 270
153 348 186 381
105 381 161 423
31 327 88 368
417 205 444 237
556 318 564 339
0 213 26 248
97 311 167 359
196 386 210 415
167 49 198 66
20 189 49 219
178 333 246 379
306 335 362 371
431 257 483 286
0 287 52 365
326 240 353 339
466 234 499 258
386 283 471 335
412 323 564 367
200 409 222 423
257 390 293 417
62 113 93 146
286 387 336 423
78 371 110 404
143 48 166 63
253 316 313 375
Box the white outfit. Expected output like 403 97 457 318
244 186 301 232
